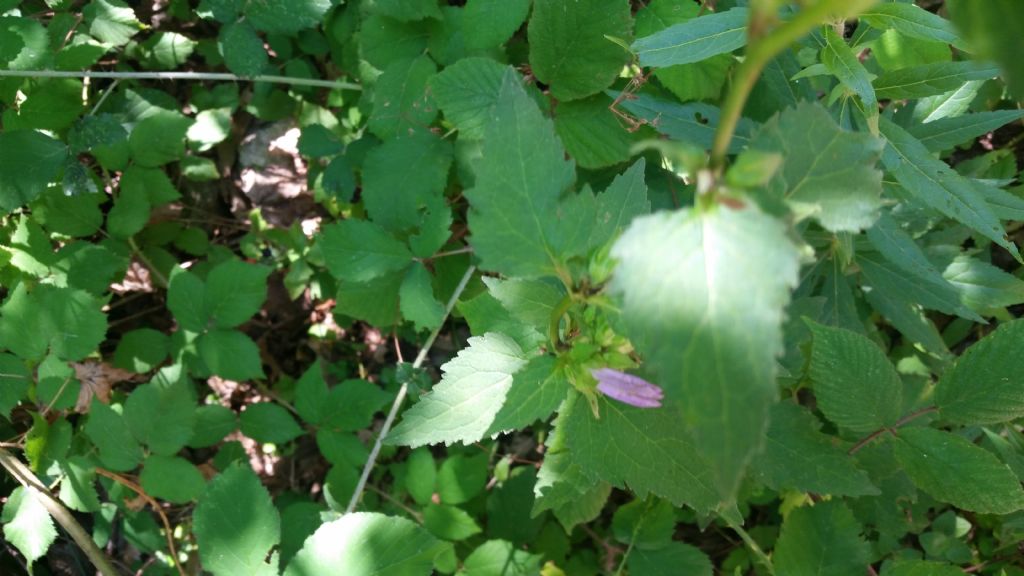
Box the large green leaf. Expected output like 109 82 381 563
244 0 331 34
821 26 877 111
773 501 871 576
633 8 748 68
124 378 196 455
361 131 452 234
611 204 799 499
751 402 878 497
284 512 443 576
878 117 1020 260
197 329 265 381
807 322 902 434
1 487 57 570
873 61 1000 100
628 543 713 576
464 69 578 278
205 260 271 329
368 56 438 139
748 101 883 231
554 94 640 169
907 110 1024 152
462 0 530 50
860 3 965 50
387 333 528 447
563 393 720 514
0 285 107 362
589 158 651 250
0 130 67 213
948 0 1024 100
84 399 144 472
934 320 1024 425
893 427 1024 514
193 463 280 576
430 57 506 140
320 220 413 282
527 0 633 101
617 93 756 152
139 455 206 504
486 355 567 435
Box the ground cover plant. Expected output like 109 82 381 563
0 0 1023 574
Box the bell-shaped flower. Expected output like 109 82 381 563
589 368 663 408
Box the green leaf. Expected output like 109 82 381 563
219 22 267 77
241 402 304 444
0 285 108 362
364 0 442 22
458 291 545 352
462 0 531 50
404 448 437 506
107 181 151 238
533 411 612 532
748 101 884 232
124 378 196 455
611 498 675 549
1 487 57 570
948 0 1024 100
821 26 877 111
189 404 237 448
334 269 404 327
773 501 870 576
461 540 542 576
807 321 902 434
388 333 528 447
298 124 343 158
140 455 206 504
430 57 506 140
486 355 566 436
554 94 640 169
423 504 482 541
295 360 330 426
942 254 1024 312
84 0 143 46
465 69 577 277
320 219 412 282
633 7 748 68
611 204 800 499
369 56 438 139
589 158 651 249
874 61 1000 100
359 15 431 70
628 543 713 576
361 131 452 234
115 329 170 374
197 329 265 381
751 402 879 497
59 458 101 513
934 320 1024 425
906 110 1024 152
528 0 633 101
878 116 1020 260
321 380 392 431
436 452 488 505
0 130 67 213
0 354 30 419
244 0 331 34
400 262 445 330
85 399 144 472
284 512 444 576
167 268 208 332
882 560 964 576
193 463 280 576
617 92 756 152
563 393 720 514
0 17 49 71
483 277 566 333
861 3 965 50
35 187 104 238
893 427 1024 514
206 260 270 328
129 111 193 167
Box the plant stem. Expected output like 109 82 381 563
709 0 879 171
848 406 938 455
729 520 775 575
0 69 362 91
0 448 120 576
345 265 477 514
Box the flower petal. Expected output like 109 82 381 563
590 368 663 408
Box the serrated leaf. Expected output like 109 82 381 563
486 355 567 435
129 110 192 167
361 131 452 234
219 22 267 77
942 254 1024 312
563 392 720 514
483 277 565 332
430 57 505 140
878 116 1020 260
462 540 542 576
320 219 412 282
359 15 431 70
0 354 30 419
462 0 530 50
934 320 1024 425
633 7 748 68
907 110 1024 152
85 399 144 471
617 92 756 152
369 56 438 139
628 543 713 576
464 69 577 277
528 0 633 101
1 487 57 570
197 329 265 381
554 94 639 169
773 501 870 576
205 260 270 328
748 102 883 231
364 0 442 22
752 402 879 497
288 513 443 576
0 130 67 214
589 158 650 249
124 378 196 455
423 504 481 541
0 285 107 362
821 26 877 111
893 427 1024 514
241 402 303 444
874 61 999 100
400 262 445 330
387 333 528 447
861 3 965 50
194 463 280 576
140 455 206 504
334 269 404 327
611 204 799 499
84 0 142 46
807 321 902 434
948 0 1024 100
189 404 237 448
167 268 208 332
882 560 964 576
244 0 331 34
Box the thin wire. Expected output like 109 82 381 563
345 265 477 514
0 69 362 91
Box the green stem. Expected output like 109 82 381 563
548 295 575 351
709 0 879 171
0 69 362 91
729 520 775 575
0 448 120 576
345 265 477 514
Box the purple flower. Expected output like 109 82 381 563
590 368 663 408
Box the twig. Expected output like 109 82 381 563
0 69 361 91
95 468 186 576
0 448 120 576
345 265 477 514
